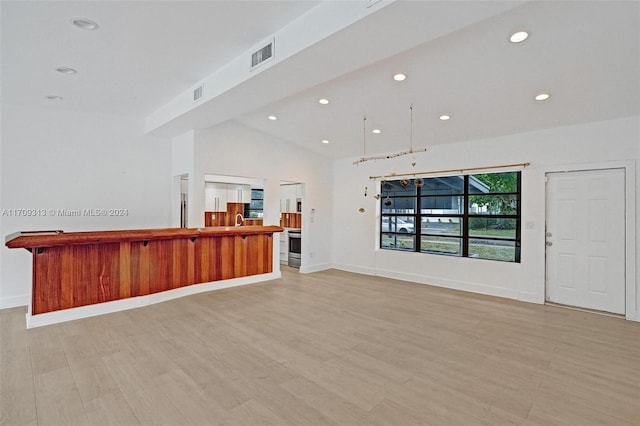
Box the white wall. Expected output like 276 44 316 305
0 105 172 308
332 116 639 320
194 121 333 273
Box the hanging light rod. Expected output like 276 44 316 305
354 147 428 165
353 104 428 165
369 162 530 180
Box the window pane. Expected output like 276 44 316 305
420 236 462 256
381 216 415 233
382 197 416 214
381 233 415 250
381 180 416 196
469 218 517 238
421 217 462 236
251 189 264 200
249 200 263 210
421 196 464 214
379 171 521 263
422 176 464 195
469 172 518 194
469 239 516 262
469 194 518 214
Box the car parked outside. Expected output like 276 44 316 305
381 217 415 233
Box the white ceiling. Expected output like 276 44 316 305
1 0 320 116
2 1 639 160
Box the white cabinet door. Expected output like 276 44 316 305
204 183 216 211
280 185 288 212
240 186 251 203
279 232 288 264
281 184 299 212
205 183 228 211
227 184 251 204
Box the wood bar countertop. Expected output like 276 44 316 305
5 226 284 316
5 226 284 249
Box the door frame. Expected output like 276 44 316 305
543 160 636 320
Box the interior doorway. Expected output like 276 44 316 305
172 175 189 228
545 168 626 314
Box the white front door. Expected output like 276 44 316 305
545 169 625 314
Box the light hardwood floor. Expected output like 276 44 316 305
2 268 640 425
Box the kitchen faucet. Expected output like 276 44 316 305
235 213 244 227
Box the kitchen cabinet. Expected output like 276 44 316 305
205 182 227 212
279 231 288 264
280 183 301 213
226 184 251 204
205 183 251 212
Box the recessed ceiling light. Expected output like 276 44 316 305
372 129 382 134
46 95 63 101
439 115 451 121
318 98 330 105
393 73 407 82
267 115 278 121
534 93 551 101
71 18 99 31
321 139 330 144
510 31 529 43
56 67 77 75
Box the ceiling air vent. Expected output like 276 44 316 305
250 39 274 71
193 84 204 103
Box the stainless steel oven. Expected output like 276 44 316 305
288 229 301 268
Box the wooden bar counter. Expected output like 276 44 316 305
6 226 283 315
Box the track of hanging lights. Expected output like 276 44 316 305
353 105 427 165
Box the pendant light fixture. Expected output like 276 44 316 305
354 115 369 166
353 104 427 165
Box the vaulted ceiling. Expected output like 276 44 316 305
2 1 639 159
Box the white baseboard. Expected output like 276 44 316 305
518 290 543 304
25 271 282 329
0 294 29 309
331 263 377 276
299 263 331 274
626 310 639 322
364 268 521 301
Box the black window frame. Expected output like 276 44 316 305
380 172 521 263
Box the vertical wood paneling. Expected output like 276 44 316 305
119 242 131 299
129 243 142 297
193 237 206 282
149 240 171 294
33 249 63 314
251 235 264 276
75 245 97 309
186 238 196 286
194 236 214 283
60 246 74 310
97 243 120 304
280 213 302 229
221 236 235 280
30 232 277 314
234 236 247 277
204 203 247 227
